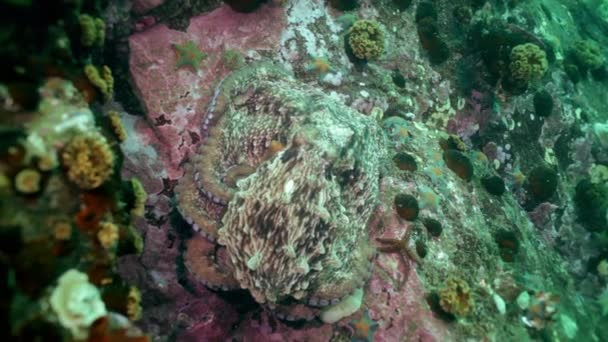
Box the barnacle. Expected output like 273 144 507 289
571 39 603 71
14 168 41 194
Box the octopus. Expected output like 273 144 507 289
175 63 386 321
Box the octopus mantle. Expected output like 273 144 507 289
175 63 385 319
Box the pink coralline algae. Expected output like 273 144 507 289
447 89 494 144
128 4 285 178
175 63 385 320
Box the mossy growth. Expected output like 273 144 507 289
107 110 126 142
130 178 147 217
347 20 385 61
570 39 603 72
84 64 113 100
509 43 548 84
453 5 473 25
79 14 105 47
564 63 581 83
222 49 244 70
574 179 608 232
533 90 553 117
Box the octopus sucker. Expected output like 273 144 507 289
177 62 386 318
309 240 376 303
270 303 320 322
175 169 222 239
223 164 256 188
184 235 239 290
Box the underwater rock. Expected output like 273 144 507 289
128 4 285 178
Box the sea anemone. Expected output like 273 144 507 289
439 277 474 316
14 168 41 194
62 133 114 190
97 221 119 249
50 269 107 339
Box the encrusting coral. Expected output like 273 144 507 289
175 63 384 320
571 39 603 71
348 20 385 61
509 43 548 83
98 221 119 249
61 133 114 190
439 277 474 317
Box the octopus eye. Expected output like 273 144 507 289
337 167 360 187
280 147 298 163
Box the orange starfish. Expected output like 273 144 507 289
349 309 379 342
305 56 332 76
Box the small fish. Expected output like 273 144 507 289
262 140 286 162
305 57 332 77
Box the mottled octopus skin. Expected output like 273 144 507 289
175 63 384 318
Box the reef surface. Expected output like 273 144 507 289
2 0 608 341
